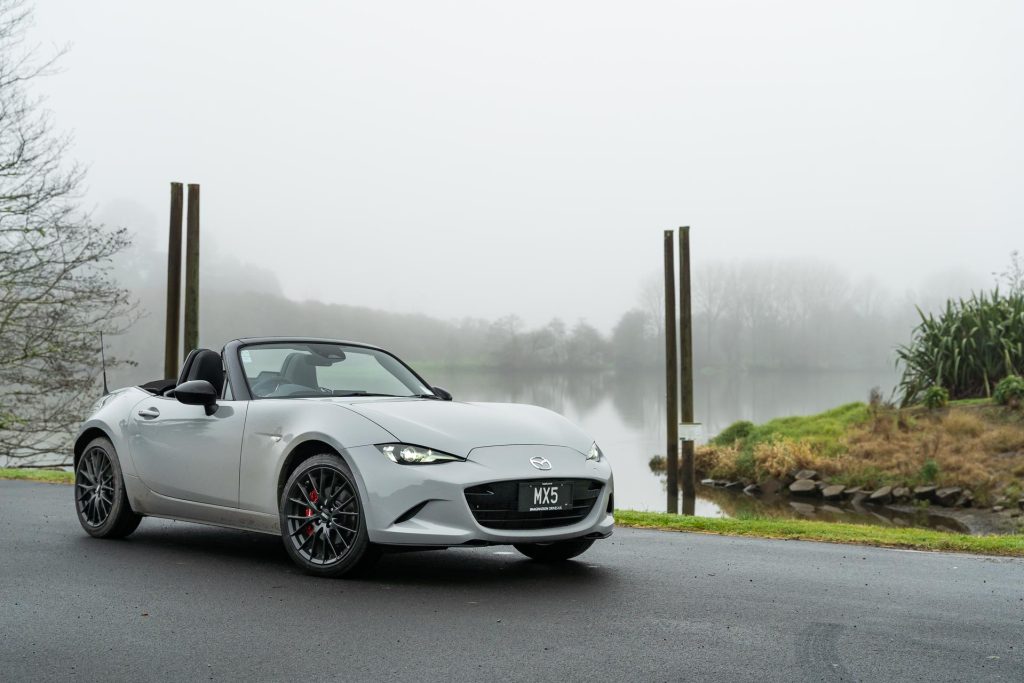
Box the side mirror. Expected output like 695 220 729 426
174 379 219 415
432 386 453 401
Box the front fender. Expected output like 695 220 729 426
74 387 150 477
74 387 152 509
239 400 396 516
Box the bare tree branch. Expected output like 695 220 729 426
0 0 134 463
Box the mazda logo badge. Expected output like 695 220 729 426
529 456 552 470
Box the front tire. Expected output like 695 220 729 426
74 437 142 539
514 538 594 562
279 454 380 578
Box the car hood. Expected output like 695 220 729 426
338 399 592 459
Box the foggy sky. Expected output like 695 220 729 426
30 1 1023 330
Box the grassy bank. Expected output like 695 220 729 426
0 468 73 484
615 510 1024 557
695 399 1024 502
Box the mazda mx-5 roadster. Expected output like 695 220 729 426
74 337 614 577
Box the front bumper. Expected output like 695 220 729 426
344 444 614 546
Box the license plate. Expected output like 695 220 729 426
518 482 572 512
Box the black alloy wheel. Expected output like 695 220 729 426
74 437 142 538
76 445 115 527
280 454 379 577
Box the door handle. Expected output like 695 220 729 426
137 407 160 419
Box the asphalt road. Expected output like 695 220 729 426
1 480 1022 682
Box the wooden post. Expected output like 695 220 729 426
679 227 696 515
664 230 679 514
164 182 183 379
183 183 200 355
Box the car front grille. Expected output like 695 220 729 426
464 479 603 530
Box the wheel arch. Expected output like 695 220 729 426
277 439 343 504
73 426 112 468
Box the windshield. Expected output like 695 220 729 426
240 342 432 399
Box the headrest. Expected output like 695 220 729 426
185 349 224 395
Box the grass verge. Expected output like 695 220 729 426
615 509 1024 557
0 467 73 484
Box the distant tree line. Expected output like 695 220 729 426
486 259 918 372
103 256 938 387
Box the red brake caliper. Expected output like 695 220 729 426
305 488 319 536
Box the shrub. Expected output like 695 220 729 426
994 375 1024 408
712 420 754 446
919 459 940 483
896 290 1024 404
922 386 949 410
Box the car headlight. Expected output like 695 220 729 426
377 444 463 465
587 442 603 462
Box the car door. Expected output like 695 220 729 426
127 395 249 508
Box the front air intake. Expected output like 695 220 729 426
393 501 429 525
464 479 602 530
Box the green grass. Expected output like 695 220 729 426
615 509 1024 557
713 401 870 458
0 468 73 484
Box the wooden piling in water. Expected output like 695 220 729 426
183 184 200 355
164 183 184 379
679 227 696 515
664 230 679 514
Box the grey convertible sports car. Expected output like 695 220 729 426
74 338 615 577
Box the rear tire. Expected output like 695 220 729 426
74 437 142 539
514 538 594 562
279 454 380 578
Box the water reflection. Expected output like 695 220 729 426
695 484 970 534
426 367 898 513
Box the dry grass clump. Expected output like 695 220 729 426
842 406 1024 497
694 445 720 475
696 444 745 481
751 437 841 480
942 411 985 438
980 426 1024 454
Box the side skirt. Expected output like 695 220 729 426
132 486 280 535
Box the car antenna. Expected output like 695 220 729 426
99 331 109 396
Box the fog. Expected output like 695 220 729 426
31 1 1023 331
